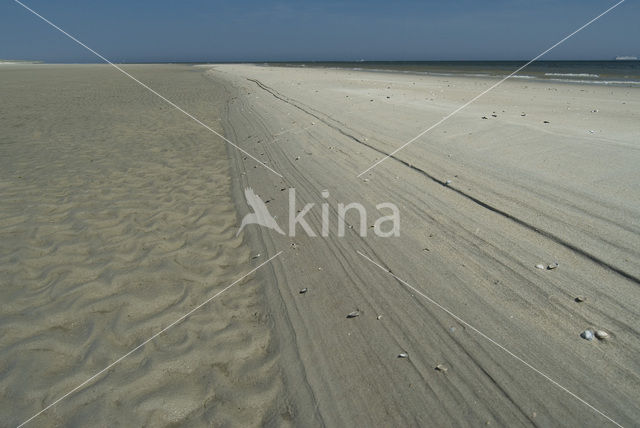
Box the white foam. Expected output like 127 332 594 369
544 72 600 78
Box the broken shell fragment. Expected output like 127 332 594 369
376 315 382 320
574 296 586 303
535 264 545 270
595 330 609 340
547 262 559 270
346 311 360 318
435 364 448 372
580 330 594 341
299 288 308 294
398 352 408 358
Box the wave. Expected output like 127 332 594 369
296 65 640 87
544 73 600 78
544 78 640 86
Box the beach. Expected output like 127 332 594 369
2 63 639 427
0 64 288 426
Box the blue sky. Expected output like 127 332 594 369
1 0 637 62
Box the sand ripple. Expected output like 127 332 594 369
0 65 285 427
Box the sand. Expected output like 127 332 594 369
0 65 289 426
211 64 640 427
1 63 639 427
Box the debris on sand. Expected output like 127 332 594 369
376 315 382 320
543 120 550 124
547 262 559 270
299 288 308 294
580 330 594 341
346 310 360 318
398 352 409 358
445 180 452 185
574 296 586 303
435 364 448 372
595 330 609 340
535 264 546 270
481 116 488 119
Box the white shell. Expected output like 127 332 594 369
435 364 448 372
595 330 609 340
398 352 408 358
376 315 382 320
547 262 559 270
299 288 308 294
535 264 545 270
346 311 360 318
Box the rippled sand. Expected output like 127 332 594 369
0 65 287 426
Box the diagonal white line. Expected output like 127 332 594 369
13 0 283 178
357 250 625 428
17 251 283 428
357 0 625 177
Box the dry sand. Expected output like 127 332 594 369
0 65 291 426
1 63 639 427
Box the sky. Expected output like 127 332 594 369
1 0 638 63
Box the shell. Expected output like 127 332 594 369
535 264 545 270
580 330 594 341
376 315 382 320
445 180 452 185
397 352 408 358
299 288 308 294
435 364 448 372
595 330 609 340
346 311 360 318
547 262 559 270
574 296 586 303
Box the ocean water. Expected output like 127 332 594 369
265 61 640 86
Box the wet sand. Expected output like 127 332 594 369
212 64 640 427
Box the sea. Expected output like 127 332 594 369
262 60 640 87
